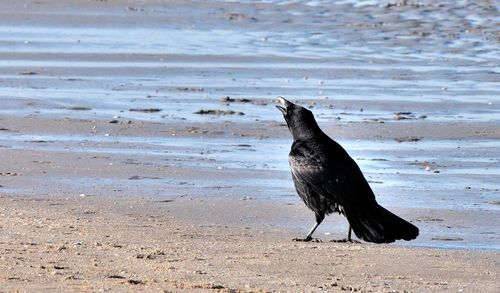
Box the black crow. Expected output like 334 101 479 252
277 97 419 243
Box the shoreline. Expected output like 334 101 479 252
1 113 499 251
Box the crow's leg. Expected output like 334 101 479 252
293 213 324 242
330 224 361 243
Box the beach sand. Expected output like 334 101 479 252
0 0 499 291
1 114 498 292
1 194 498 292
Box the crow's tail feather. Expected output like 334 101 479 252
344 204 419 243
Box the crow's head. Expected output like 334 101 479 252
276 97 322 140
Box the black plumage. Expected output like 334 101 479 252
277 97 419 243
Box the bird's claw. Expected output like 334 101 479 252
293 237 322 242
329 238 361 244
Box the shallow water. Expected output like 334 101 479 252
1 131 498 207
1 130 498 249
0 0 499 249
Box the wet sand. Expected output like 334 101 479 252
0 0 499 291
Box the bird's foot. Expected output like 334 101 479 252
293 237 322 242
329 238 361 244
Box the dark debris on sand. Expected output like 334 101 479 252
194 109 244 116
129 108 162 113
220 96 252 103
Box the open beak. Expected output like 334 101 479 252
276 96 292 115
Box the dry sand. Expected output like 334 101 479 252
1 195 498 292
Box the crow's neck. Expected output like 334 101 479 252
291 123 325 141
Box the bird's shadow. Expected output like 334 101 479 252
292 238 362 244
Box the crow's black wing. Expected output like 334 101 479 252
289 139 376 208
